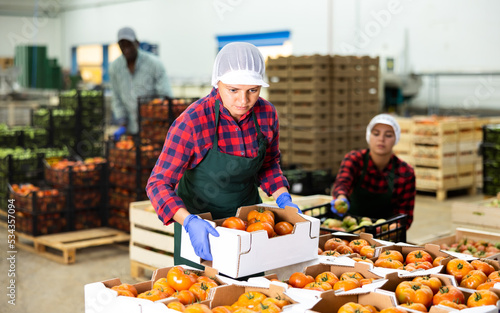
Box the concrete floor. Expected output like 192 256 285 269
0 192 488 313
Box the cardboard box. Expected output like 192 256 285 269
208 283 298 311
85 265 223 313
452 199 500 232
306 289 399 313
180 205 320 278
423 228 500 261
371 243 455 277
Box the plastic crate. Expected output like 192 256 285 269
302 202 407 242
109 166 150 189
32 108 51 128
483 124 500 145
0 150 44 183
107 139 160 168
19 127 49 148
44 159 106 187
0 129 21 147
15 211 68 236
108 188 146 211
72 187 103 209
73 208 103 230
108 208 130 232
9 184 67 214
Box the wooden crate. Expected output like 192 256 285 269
451 198 500 232
290 113 331 127
129 201 175 273
412 118 459 144
417 227 500 248
290 127 334 140
412 143 458 167
290 76 331 90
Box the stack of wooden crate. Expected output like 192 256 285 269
267 54 381 175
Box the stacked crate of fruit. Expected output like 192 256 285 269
473 117 500 189
266 56 292 167
482 123 500 196
9 183 69 236
59 90 105 158
288 55 333 172
44 157 107 230
0 147 69 213
107 137 159 232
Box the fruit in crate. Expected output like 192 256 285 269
440 238 500 258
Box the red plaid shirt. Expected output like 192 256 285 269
332 149 416 227
147 88 289 224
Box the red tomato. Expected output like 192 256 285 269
222 216 246 230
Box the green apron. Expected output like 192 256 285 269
349 150 395 219
174 100 267 269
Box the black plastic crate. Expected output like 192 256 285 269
0 129 21 148
73 208 103 230
108 208 130 232
283 168 333 195
44 159 106 188
302 202 407 243
482 144 500 162
106 137 160 169
32 107 51 129
9 183 68 214
15 210 69 236
0 150 44 181
19 127 49 148
483 124 500 145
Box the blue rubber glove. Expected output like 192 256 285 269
113 126 127 141
276 192 302 214
183 214 220 261
330 198 350 217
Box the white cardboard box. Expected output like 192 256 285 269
181 205 321 278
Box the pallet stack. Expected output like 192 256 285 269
267 54 381 175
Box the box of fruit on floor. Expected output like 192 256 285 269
368 244 457 277
180 205 320 278
423 228 500 261
377 271 500 313
84 265 226 313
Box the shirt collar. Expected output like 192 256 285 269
366 153 395 174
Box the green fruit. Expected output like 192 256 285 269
358 220 373 227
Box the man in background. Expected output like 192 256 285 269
110 26 172 140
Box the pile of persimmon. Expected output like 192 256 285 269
373 249 446 271
285 271 375 292
337 302 407 313
109 266 220 304
319 237 375 260
394 275 500 312
445 259 500 289
221 208 294 238
164 291 290 313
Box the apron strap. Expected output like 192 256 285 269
357 150 395 192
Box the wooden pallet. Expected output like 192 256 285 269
416 185 477 201
9 227 130 264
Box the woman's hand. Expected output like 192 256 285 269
183 215 220 261
330 196 350 217
276 192 302 213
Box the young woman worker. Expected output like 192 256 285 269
146 42 300 266
330 114 416 229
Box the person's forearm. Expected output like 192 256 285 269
272 187 288 200
173 207 191 225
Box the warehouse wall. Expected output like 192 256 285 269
331 0 500 112
1 0 498 111
0 15 62 60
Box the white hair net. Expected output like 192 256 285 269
366 114 401 145
211 42 269 88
